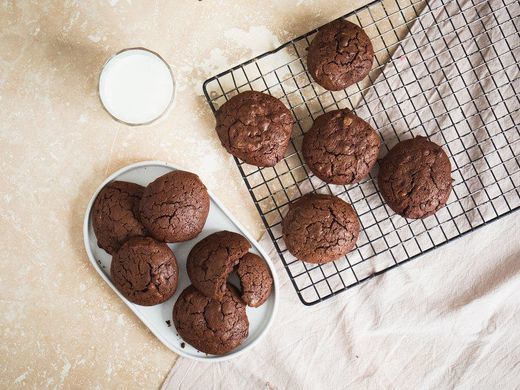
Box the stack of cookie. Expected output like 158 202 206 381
91 171 273 355
174 231 273 355
92 170 209 306
213 19 452 265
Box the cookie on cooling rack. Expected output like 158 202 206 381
307 19 374 91
302 109 380 185
377 136 452 219
187 231 251 301
237 253 273 308
92 181 147 255
139 170 210 242
173 284 249 355
282 193 360 264
111 237 178 306
215 90 294 167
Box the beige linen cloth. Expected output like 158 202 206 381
164 0 520 388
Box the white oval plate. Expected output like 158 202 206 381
83 161 279 362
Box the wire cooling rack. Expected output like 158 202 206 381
203 0 520 305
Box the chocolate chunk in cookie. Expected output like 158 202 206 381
302 109 380 185
237 253 273 307
215 91 294 167
187 231 251 301
92 181 146 255
307 19 374 91
378 136 452 219
139 170 210 242
282 193 360 264
111 237 178 306
173 284 249 355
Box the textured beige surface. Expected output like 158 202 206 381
0 0 368 388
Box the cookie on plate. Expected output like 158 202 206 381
378 136 452 219
215 91 293 167
187 231 251 301
302 109 380 185
111 236 178 306
139 170 210 242
92 181 146 255
173 284 249 355
307 19 374 91
237 253 273 307
282 193 360 264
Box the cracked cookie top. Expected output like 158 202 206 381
139 170 210 242
307 19 374 91
378 136 452 219
111 236 178 306
187 231 251 301
282 193 360 264
237 253 273 308
173 284 249 355
302 109 380 185
92 181 147 255
215 90 294 167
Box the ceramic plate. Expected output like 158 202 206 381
83 161 279 362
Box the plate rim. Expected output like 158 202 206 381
82 160 279 362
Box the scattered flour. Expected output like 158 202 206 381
224 26 280 54
60 360 71 384
176 26 281 93
87 34 101 43
14 371 28 384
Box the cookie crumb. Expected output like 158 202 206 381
166 320 171 327
181 342 185 348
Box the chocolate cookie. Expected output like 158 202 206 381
173 284 249 355
92 181 146 255
307 19 374 91
187 231 251 301
378 136 452 219
215 91 294 167
237 253 273 307
302 109 380 185
110 236 178 306
139 170 210 242
282 193 360 263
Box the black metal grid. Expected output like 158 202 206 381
203 0 520 305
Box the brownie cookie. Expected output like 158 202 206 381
215 91 294 167
307 19 374 91
111 236 178 306
187 231 251 301
173 284 249 355
302 109 380 185
378 136 452 219
139 170 210 242
92 181 146 254
282 193 360 263
237 253 273 307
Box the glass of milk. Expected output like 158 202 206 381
98 48 175 126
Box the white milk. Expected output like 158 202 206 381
99 48 175 125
